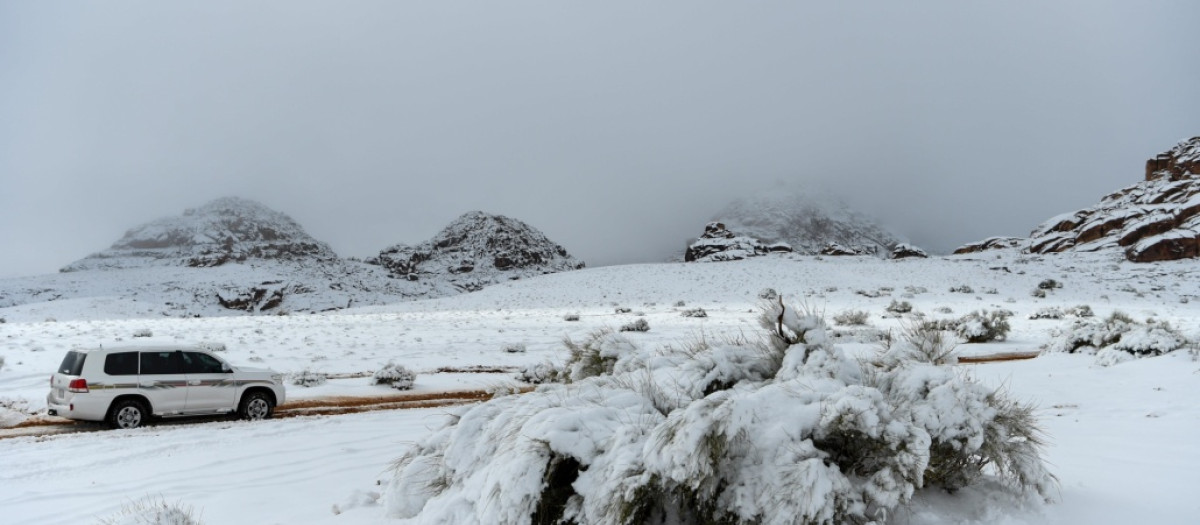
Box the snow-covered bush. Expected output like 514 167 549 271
833 309 870 326
502 343 527 353
1031 289 1046 298
1053 312 1186 358
956 310 1012 343
614 307 632 314
1067 304 1094 318
619 318 650 333
95 496 202 525
1028 307 1064 320
0 355 5 370
372 362 416 390
516 362 562 384
561 329 638 382
291 369 327 387
879 323 957 365
196 341 227 353
949 285 974 294
680 308 708 318
562 313 580 322
386 297 1056 524
132 328 153 338
885 300 912 314
757 288 778 300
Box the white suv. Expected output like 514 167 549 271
47 345 286 429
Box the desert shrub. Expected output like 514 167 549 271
619 319 650 332
904 285 928 294
674 300 687 307
879 322 958 365
1067 304 1094 318
516 362 562 384
949 285 974 294
196 341 227 352
1038 279 1061 290
372 362 417 390
984 287 999 294
291 369 327 387
956 310 1012 343
885 300 913 314
856 289 886 298
96 496 203 525
1031 289 1046 298
614 307 632 314
832 309 870 326
0 355 5 370
1053 313 1186 358
757 288 778 300
387 295 1056 525
1029 307 1064 320
132 328 153 338
562 313 580 322
501 343 527 353
680 308 708 318
561 329 637 382
934 306 953 314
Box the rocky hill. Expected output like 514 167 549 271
1 201 585 320
62 197 338 271
712 186 906 256
684 222 791 262
367 211 584 292
957 137 1200 262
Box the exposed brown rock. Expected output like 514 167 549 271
1020 137 1200 262
953 237 1026 254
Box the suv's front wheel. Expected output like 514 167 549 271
238 391 274 421
107 399 148 429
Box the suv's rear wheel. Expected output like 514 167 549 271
238 391 274 421
108 399 148 429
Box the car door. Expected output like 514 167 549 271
181 351 237 413
138 350 188 414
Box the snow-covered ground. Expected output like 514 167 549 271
1 251 1198 524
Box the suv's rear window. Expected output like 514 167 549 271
57 351 87 375
104 352 139 376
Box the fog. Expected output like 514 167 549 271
2 1 1198 278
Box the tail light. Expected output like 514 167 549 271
68 379 89 393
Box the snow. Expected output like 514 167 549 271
2 251 1199 524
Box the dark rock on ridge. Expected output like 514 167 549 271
685 222 792 262
368 211 584 291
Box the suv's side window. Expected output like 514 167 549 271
139 351 183 375
182 352 226 374
104 352 139 376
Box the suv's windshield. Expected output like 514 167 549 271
57 351 86 375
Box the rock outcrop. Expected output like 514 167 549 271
890 243 929 259
368 211 584 291
685 222 791 262
953 237 1027 254
712 185 906 256
1025 137 1200 262
62 197 337 271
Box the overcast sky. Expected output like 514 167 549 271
2 1 1198 278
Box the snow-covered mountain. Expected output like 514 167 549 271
0 202 583 319
62 197 338 271
710 186 906 256
957 137 1200 262
367 211 584 292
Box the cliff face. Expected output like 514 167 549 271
1026 137 1200 262
368 211 584 291
62 197 337 271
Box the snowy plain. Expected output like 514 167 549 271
1 251 1199 524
